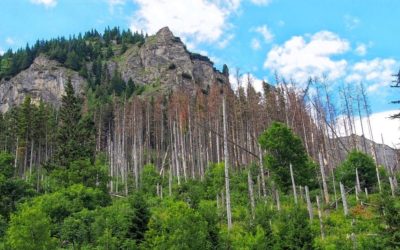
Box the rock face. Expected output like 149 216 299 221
0 55 85 112
0 27 228 112
118 27 228 90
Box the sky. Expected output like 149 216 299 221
1 0 400 145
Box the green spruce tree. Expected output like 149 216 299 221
55 78 90 167
259 122 317 191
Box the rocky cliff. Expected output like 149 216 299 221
0 27 228 112
116 27 228 91
0 55 85 112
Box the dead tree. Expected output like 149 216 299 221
223 92 232 230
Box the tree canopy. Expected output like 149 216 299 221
259 122 317 191
335 150 378 190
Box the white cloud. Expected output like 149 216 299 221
108 0 125 5
107 0 125 13
250 0 271 6
264 30 350 83
277 20 285 27
337 110 400 147
218 34 234 48
30 0 57 8
0 49 4 56
251 38 261 50
344 15 360 30
5 37 14 45
130 0 240 46
253 25 274 43
355 43 367 56
345 58 398 92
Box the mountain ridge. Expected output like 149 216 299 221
0 26 228 112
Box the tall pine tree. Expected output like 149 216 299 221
55 78 93 167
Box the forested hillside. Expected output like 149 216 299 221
0 27 399 249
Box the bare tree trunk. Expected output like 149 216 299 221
216 118 220 163
258 144 267 198
29 140 34 178
357 94 368 153
381 134 389 170
340 182 348 216
179 122 187 182
316 195 325 239
173 121 180 185
188 112 195 179
376 165 382 193
355 185 359 202
331 169 338 210
356 168 361 193
305 186 313 220
290 163 298 204
319 152 329 203
223 93 232 230
248 170 255 219
389 176 396 197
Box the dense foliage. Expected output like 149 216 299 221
0 115 398 249
259 121 318 191
335 150 378 190
1 153 397 249
0 27 145 80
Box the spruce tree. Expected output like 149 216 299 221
55 79 83 167
259 122 317 191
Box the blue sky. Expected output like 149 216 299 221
1 0 400 143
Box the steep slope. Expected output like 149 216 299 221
120 27 227 89
0 27 228 112
0 55 85 112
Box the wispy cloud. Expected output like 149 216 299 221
251 38 261 50
107 0 125 14
218 34 235 48
5 37 15 45
355 43 367 56
277 20 285 27
252 25 274 43
346 58 398 92
250 0 272 6
30 0 57 8
344 14 360 30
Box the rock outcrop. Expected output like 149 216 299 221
0 55 85 112
118 27 228 90
0 27 228 112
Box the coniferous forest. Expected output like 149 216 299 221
0 27 399 250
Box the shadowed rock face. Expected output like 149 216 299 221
0 27 228 112
0 55 84 112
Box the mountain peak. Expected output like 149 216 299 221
155 26 176 41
